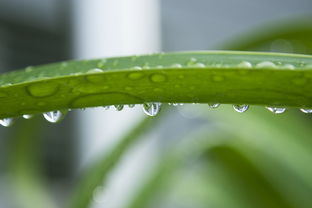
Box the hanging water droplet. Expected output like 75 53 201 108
0 118 14 127
23 114 34 119
103 106 110 110
128 104 135 108
266 107 286 114
43 110 67 123
143 102 161 116
114 105 124 111
233 104 249 113
208 103 220 108
300 108 312 113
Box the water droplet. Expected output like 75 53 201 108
97 59 107 68
266 107 286 114
0 118 14 127
25 66 33 72
150 74 167 83
23 114 34 119
128 72 144 80
208 103 220 108
103 106 110 110
187 58 197 66
194 63 205 67
128 104 135 108
171 64 182 68
283 64 295 70
132 66 142 70
114 105 124 111
233 104 249 113
87 68 103 73
256 61 276 68
237 61 252 68
43 110 67 123
300 108 312 113
61 62 68 68
27 82 59 97
143 102 161 116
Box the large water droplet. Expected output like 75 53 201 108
300 108 312 113
27 82 59 97
23 114 34 119
0 118 14 127
143 102 161 116
233 104 249 113
114 105 124 111
266 107 286 114
43 110 67 123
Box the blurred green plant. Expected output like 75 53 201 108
3 17 312 208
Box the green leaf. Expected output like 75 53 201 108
1 51 312 119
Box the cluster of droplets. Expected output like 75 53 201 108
1 103 312 127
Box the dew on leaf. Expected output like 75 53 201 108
143 102 161 116
132 66 142 70
283 64 295 70
233 104 249 113
193 63 205 67
0 118 14 127
103 106 110 110
23 114 34 119
171 64 182 68
266 107 286 114
256 61 276 68
114 105 124 111
43 110 67 123
300 108 312 113
128 72 144 80
27 82 59 97
237 61 252 68
87 68 103 74
208 103 220 108
150 74 167 83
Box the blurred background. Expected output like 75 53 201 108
0 0 312 208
